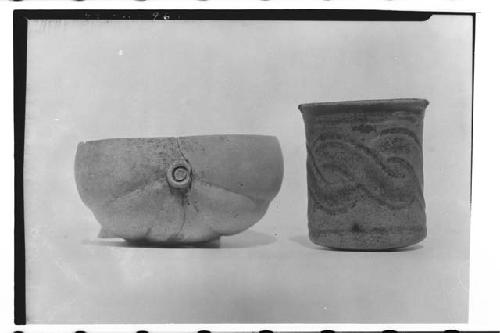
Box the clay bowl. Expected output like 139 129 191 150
74 135 284 244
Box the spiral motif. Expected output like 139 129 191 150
307 132 425 215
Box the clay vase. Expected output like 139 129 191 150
74 135 283 243
299 99 429 250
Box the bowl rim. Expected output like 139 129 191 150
77 134 279 145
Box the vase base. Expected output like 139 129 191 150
309 226 426 251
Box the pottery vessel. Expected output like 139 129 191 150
75 135 284 243
299 99 429 250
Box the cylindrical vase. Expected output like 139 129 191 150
299 98 429 250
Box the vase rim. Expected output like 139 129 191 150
298 98 429 113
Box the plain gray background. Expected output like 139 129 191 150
24 16 472 323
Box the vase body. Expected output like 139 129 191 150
299 99 429 250
75 135 283 243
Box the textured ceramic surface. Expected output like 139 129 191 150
75 135 284 243
299 99 429 250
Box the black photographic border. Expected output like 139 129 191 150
13 9 475 326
